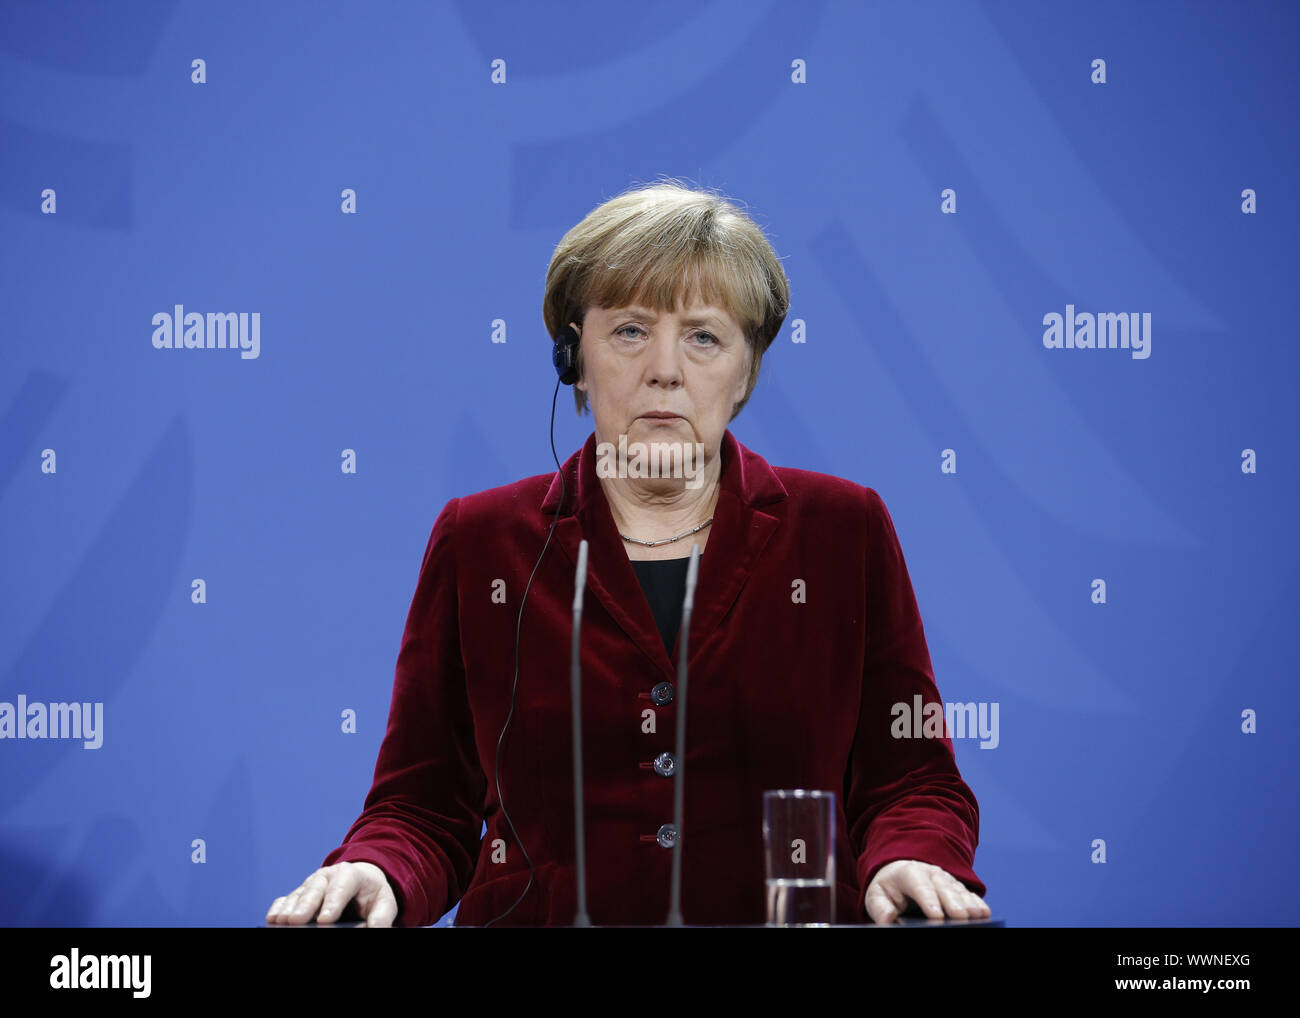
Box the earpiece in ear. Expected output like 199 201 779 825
553 323 581 385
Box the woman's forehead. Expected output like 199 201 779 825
600 303 732 325
594 270 732 313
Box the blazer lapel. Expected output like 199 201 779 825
540 429 787 680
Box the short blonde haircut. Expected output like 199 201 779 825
543 177 790 419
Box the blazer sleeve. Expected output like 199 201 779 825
320 496 486 926
845 488 985 912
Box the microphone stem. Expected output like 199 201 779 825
572 542 591 926
666 542 701 926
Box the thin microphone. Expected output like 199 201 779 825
570 539 591 926
665 541 702 927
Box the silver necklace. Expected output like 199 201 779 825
619 516 713 548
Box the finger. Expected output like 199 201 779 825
965 891 991 918
863 883 896 924
283 876 322 923
898 866 945 920
353 865 397 927
277 885 308 924
266 895 288 924
287 870 331 924
933 874 971 919
278 870 323 923
365 890 398 928
317 867 362 924
864 876 909 924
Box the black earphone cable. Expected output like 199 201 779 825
482 375 568 926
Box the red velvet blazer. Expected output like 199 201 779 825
322 428 984 926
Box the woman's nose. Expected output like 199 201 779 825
646 332 683 386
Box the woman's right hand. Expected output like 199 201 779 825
266 861 398 927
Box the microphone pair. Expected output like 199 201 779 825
487 377 700 927
569 540 701 927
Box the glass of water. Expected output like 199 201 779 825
762 789 835 926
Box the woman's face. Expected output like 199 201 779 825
572 296 751 470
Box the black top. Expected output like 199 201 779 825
629 554 698 655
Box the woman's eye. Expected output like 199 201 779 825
615 326 717 346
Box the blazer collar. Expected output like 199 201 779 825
540 429 787 679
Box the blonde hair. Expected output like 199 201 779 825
542 177 790 419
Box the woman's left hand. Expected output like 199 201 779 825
864 859 991 923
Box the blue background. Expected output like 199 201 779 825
1 0 1296 927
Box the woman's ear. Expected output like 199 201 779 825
568 322 585 391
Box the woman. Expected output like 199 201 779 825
267 180 989 927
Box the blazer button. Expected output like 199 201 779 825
650 681 674 706
652 751 676 777
656 823 680 848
